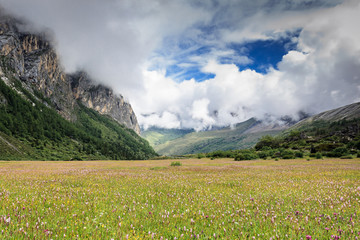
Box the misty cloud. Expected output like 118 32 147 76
1 0 360 130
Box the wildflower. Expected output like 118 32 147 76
306 235 312 240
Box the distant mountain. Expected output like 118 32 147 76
253 101 360 159
144 102 360 157
141 127 194 147
290 101 360 129
0 12 156 160
143 118 289 155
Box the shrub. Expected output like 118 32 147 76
170 161 182 166
281 149 295 159
234 151 258 161
328 147 349 157
295 151 304 158
74 155 83 161
315 152 322 159
255 135 281 150
340 155 353 159
258 151 268 159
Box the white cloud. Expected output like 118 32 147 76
133 0 360 130
1 0 360 130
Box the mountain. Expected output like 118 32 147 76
144 102 360 157
0 12 156 160
143 118 288 155
253 101 360 159
290 101 360 129
141 127 194 147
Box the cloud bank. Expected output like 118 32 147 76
1 0 360 130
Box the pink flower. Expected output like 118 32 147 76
306 235 312 240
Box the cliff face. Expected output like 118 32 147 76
70 72 140 134
0 14 141 134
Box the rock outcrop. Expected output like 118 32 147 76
70 72 140 134
0 13 141 134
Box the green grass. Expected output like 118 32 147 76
0 158 359 239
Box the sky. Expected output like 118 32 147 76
1 0 360 131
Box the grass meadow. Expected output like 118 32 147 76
0 158 359 239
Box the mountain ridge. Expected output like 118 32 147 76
0 13 140 134
143 102 360 156
143 118 286 155
0 11 156 160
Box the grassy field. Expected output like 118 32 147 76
0 159 359 239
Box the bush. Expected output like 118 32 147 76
72 155 82 161
281 149 295 159
328 147 349 157
234 150 258 161
340 155 353 159
170 161 182 166
357 152 360 158
315 152 322 159
258 151 268 159
295 151 304 158
197 153 205 159
255 135 281 150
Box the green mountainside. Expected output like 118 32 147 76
143 102 360 158
221 102 360 161
143 118 284 155
0 15 156 160
141 127 194 146
0 76 156 160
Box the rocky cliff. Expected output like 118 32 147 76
0 13 140 134
70 72 140 133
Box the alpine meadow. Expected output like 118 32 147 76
1 1 360 240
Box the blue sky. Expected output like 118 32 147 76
163 32 300 82
3 0 360 130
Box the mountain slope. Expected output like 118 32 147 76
141 127 194 147
147 118 286 155
0 77 156 160
0 14 140 133
291 101 360 129
253 102 360 159
0 12 156 160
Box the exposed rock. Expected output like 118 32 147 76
70 72 140 134
0 12 141 133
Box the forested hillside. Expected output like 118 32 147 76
0 62 156 160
